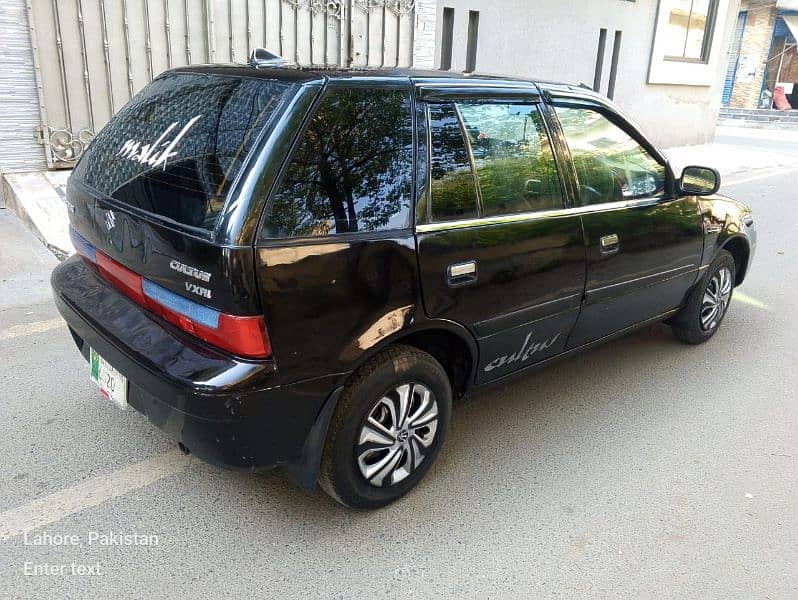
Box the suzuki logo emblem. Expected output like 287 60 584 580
105 210 116 231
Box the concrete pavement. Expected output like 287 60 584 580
0 147 796 599
0 208 57 310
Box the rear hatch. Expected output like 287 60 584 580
67 70 297 358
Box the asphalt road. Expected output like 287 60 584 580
1 162 796 599
715 126 798 157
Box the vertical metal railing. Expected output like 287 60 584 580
75 0 95 131
227 0 235 61
143 0 154 81
205 0 215 61
183 0 192 63
164 0 172 68
122 0 134 98
99 0 114 114
51 0 71 131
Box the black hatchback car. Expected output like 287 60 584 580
52 61 756 509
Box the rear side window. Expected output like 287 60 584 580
263 86 413 238
73 73 294 232
428 103 479 222
457 102 563 216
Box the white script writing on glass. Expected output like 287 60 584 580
116 115 202 170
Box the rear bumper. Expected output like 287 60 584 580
52 256 338 470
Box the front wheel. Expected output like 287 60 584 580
671 250 736 345
319 345 452 509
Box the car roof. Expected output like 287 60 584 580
169 63 596 96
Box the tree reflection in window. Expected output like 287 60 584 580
458 103 563 216
429 103 479 222
266 87 413 238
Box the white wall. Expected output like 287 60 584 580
435 0 741 148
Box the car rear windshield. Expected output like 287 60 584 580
72 72 295 232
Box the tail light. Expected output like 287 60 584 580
71 228 271 359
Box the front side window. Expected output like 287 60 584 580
555 106 666 207
264 86 413 238
457 102 562 216
664 0 718 62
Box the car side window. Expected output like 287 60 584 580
457 102 563 216
428 103 479 222
263 86 413 238
555 106 666 207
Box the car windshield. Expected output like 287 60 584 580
72 72 295 232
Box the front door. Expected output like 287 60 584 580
415 92 586 383
549 100 704 348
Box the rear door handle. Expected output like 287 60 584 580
599 234 620 255
447 260 478 286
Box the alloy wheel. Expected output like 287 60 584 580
700 266 733 331
356 383 439 487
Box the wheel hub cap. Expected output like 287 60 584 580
356 383 439 488
700 266 733 332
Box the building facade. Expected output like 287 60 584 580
434 0 742 147
723 0 798 109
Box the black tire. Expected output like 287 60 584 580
319 345 452 509
671 250 736 345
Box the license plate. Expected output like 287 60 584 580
90 348 127 408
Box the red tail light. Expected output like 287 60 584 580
96 252 147 305
75 229 271 359
147 297 272 359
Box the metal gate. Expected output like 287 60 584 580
27 0 424 168
721 10 747 107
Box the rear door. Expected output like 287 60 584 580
414 86 586 383
547 97 704 348
254 80 420 383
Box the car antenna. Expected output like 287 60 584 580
248 48 288 68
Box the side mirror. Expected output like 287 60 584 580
679 166 720 196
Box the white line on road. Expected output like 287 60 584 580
724 166 798 187
0 450 191 542
0 319 64 341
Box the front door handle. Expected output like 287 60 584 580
599 234 620 255
447 260 478 286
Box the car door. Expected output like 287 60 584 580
414 86 586 383
547 97 704 348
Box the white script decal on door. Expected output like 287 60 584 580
483 332 561 372
116 115 202 170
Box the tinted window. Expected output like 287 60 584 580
555 106 666 206
415 100 430 223
458 103 562 216
73 73 293 231
264 87 413 238
428 103 479 222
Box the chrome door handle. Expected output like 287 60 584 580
600 234 620 255
447 260 477 286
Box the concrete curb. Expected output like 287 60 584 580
1 171 72 258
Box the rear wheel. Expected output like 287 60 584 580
671 250 735 345
319 345 451 509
